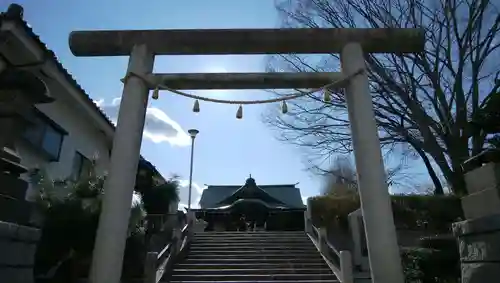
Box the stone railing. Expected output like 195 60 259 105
143 222 190 283
143 211 204 283
304 207 354 283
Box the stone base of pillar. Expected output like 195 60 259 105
0 221 40 283
453 214 500 283
0 149 33 226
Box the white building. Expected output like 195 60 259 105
0 6 162 200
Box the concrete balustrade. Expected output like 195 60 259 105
304 206 358 283
340 251 354 283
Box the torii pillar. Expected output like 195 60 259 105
69 28 424 283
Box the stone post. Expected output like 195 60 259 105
453 155 500 283
143 252 157 283
173 227 182 254
0 67 52 223
304 198 312 234
348 209 370 271
340 250 354 283
340 42 404 283
317 227 328 254
89 44 154 283
0 66 51 283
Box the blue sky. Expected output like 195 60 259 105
4 0 430 207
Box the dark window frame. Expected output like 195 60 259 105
22 108 67 162
72 151 92 180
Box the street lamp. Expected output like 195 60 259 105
187 129 199 211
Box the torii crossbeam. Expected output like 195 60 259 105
69 28 424 283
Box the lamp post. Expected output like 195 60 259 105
187 129 199 212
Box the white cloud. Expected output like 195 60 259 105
94 98 191 146
302 196 309 205
177 180 207 210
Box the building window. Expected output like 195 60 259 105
72 152 92 180
22 110 66 161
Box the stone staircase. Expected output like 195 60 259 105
167 230 339 282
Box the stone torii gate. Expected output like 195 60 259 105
68 28 424 283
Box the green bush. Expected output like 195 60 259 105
401 237 460 283
309 194 463 282
391 195 463 231
309 195 359 230
309 194 463 232
31 168 147 281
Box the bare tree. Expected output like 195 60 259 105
264 0 500 195
321 156 358 196
319 155 417 195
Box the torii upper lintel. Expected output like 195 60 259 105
69 28 425 57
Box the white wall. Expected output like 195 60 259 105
0 17 113 202
16 82 111 201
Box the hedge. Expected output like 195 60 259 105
402 235 460 282
309 194 464 232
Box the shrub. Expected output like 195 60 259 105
309 194 463 232
391 195 463 231
309 195 359 230
141 178 180 216
31 167 146 281
401 238 460 283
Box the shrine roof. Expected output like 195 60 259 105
199 178 305 209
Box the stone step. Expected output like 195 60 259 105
170 273 337 281
176 262 329 270
194 230 305 235
183 257 326 264
194 233 308 237
193 237 311 241
173 268 332 275
168 280 339 283
189 245 317 251
194 231 307 236
189 249 320 256
192 238 311 243
190 241 314 247
192 238 310 243
186 253 324 260
191 241 312 246
193 231 307 237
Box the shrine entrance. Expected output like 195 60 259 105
68 28 424 283
194 176 307 232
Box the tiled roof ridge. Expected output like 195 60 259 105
207 184 297 188
0 4 161 175
1 4 116 133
